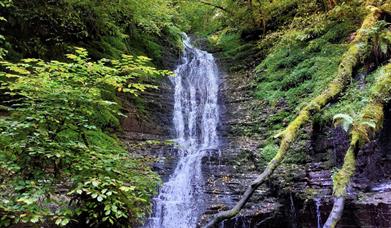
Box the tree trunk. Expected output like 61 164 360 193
204 5 383 228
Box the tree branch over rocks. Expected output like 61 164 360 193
204 5 384 228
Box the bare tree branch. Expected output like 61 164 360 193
198 0 231 13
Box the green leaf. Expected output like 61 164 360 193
380 41 388 55
119 186 135 192
91 179 99 187
55 218 62 225
0 48 162 226
60 218 70 226
333 113 353 132
30 216 40 223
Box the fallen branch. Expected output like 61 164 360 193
204 5 383 228
324 62 391 228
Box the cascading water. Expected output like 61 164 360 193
147 35 220 228
314 198 322 228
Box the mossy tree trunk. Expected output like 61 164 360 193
204 5 383 228
324 62 391 228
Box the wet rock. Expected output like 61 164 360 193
129 45 391 227
119 76 178 183
199 61 391 228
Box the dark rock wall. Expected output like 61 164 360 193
199 62 391 227
122 40 391 228
199 67 286 227
119 76 179 182
119 44 180 181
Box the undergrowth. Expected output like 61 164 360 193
255 20 357 107
252 7 367 166
0 48 168 227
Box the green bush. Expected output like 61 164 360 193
0 48 167 227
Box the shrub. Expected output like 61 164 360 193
0 48 167 227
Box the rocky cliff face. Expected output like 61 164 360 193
197 67 280 226
123 41 391 228
119 76 179 183
198 61 391 227
119 47 181 182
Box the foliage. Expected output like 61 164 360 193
247 4 373 143
325 62 391 228
208 30 241 54
205 4 387 226
321 21 391 123
0 48 167 226
2 0 182 62
333 113 354 132
173 0 224 35
329 61 391 137
255 18 357 107
178 0 301 35
0 0 12 59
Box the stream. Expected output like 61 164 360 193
147 35 220 228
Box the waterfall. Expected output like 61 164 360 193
147 35 220 228
315 197 322 228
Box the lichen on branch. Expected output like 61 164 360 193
204 5 383 228
324 62 391 228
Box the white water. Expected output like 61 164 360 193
371 182 391 192
315 198 322 228
147 35 220 228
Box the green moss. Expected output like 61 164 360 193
326 61 391 227
284 147 310 164
230 124 262 136
266 111 290 132
332 141 357 197
255 20 353 108
260 143 278 164
331 64 391 197
84 130 124 152
320 64 389 124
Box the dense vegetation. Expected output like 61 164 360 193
1 0 183 63
189 1 391 227
1 0 391 227
0 48 170 226
0 0 175 226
